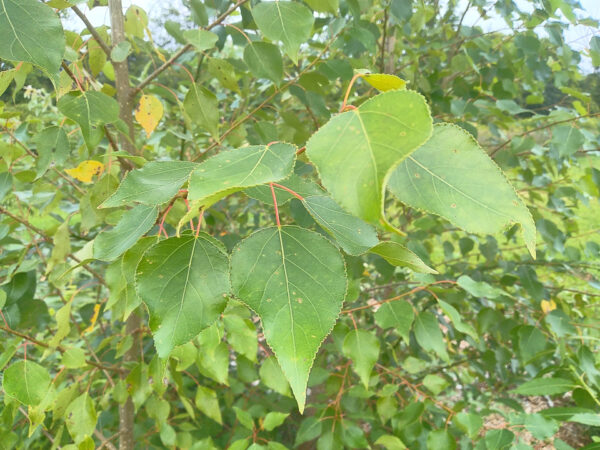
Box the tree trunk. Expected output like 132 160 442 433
108 1 139 449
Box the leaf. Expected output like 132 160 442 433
263 412 289 431
65 393 97 444
135 234 230 358
244 42 283 84
414 311 449 362
306 90 433 224
259 356 291 397
541 299 557 314
457 274 506 299
110 41 131 62
65 160 104 183
183 83 219 140
540 407 600 426
369 241 436 273
301 195 379 255
0 0 65 79
57 91 119 148
0 69 15 96
207 58 240 93
101 161 197 208
437 299 478 341
195 386 222 424
388 124 536 258
188 143 296 204
32 126 70 179
93 204 159 261
362 73 407 92
184 29 218 52
453 412 483 439
374 301 414 341
135 94 163 136
231 226 347 413
342 329 380 389
2 361 51 406
551 125 585 157
252 1 315 64
374 434 407 450
0 171 12 200
124 5 147 39
234 406 255 430
304 0 338 14
223 314 257 362
511 377 575 395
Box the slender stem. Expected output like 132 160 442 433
271 182 304 201
72 5 112 56
269 183 281 228
195 208 205 237
132 0 250 96
339 73 363 112
225 23 252 44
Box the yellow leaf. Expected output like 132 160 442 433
135 94 163 136
541 299 557 314
84 303 101 334
65 160 104 183
363 73 407 92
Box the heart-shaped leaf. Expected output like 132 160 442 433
306 90 433 225
231 226 347 413
388 124 536 258
2 360 51 406
136 234 230 358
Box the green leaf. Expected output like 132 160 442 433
93 204 159 261
183 84 219 140
369 241 436 273
231 226 347 413
414 311 449 362
124 5 147 39
234 406 255 430
342 329 380 389
101 161 197 208
244 42 283 84
263 412 289 431
0 69 15 96
484 429 514 450
32 126 70 179
207 58 240 93
374 434 407 450
457 274 506 299
426 429 456 450
551 125 585 157
511 377 575 395
0 0 65 79
306 90 432 225
0 171 12 200
2 360 51 406
136 234 230 358
453 412 483 439
62 347 86 369
388 124 536 258
223 314 257 362
65 393 97 444
437 299 478 341
259 356 291 397
57 91 120 149
540 407 600 426
305 0 338 13
374 301 414 341
252 1 314 64
195 386 222 424
301 194 379 255
183 29 218 52
188 143 296 204
110 41 131 62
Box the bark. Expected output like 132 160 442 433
108 1 140 449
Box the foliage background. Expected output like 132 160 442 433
1 0 600 449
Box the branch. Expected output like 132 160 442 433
131 0 250 97
72 5 112 57
0 206 107 286
0 325 124 373
489 112 600 157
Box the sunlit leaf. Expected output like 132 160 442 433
135 94 163 137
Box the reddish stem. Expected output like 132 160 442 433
269 183 281 228
195 208 204 238
296 146 306 155
339 73 363 112
158 204 173 238
0 310 8 328
271 182 304 201
183 198 195 230
266 141 279 147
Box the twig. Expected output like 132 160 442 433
72 5 112 56
132 0 250 96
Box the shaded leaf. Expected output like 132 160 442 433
244 41 283 84
184 83 219 140
184 29 218 52
512 377 575 396
369 241 436 273
414 311 449 362
374 301 413 341
342 329 380 389
32 126 69 179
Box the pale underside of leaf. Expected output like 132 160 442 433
388 123 536 258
